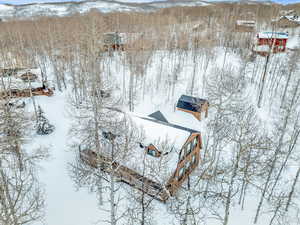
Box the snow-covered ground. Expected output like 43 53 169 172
0 0 211 20
1 11 299 224
22 36 298 224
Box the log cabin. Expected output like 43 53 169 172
272 15 300 28
102 32 125 51
176 95 209 121
0 68 53 99
80 110 203 202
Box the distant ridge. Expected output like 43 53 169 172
0 0 290 20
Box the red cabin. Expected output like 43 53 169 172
256 32 288 53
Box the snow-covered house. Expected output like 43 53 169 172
235 20 255 32
272 15 300 28
253 32 288 55
0 68 53 99
80 110 203 202
102 32 125 51
176 95 209 121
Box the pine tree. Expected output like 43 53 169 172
36 106 55 135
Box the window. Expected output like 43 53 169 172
185 160 191 171
178 167 185 180
192 154 197 165
139 143 144 148
190 141 194 152
193 137 198 149
146 146 161 157
147 149 156 157
186 143 192 155
179 147 185 161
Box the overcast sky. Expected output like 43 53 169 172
0 0 299 5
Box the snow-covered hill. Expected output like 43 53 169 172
0 0 206 20
0 0 279 20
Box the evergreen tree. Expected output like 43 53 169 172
36 106 55 135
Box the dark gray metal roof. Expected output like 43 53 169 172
148 111 169 123
176 94 208 112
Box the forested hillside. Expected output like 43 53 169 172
0 3 299 225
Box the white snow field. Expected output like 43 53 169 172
1 6 299 224
23 32 299 225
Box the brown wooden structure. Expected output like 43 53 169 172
80 149 170 202
176 95 209 121
0 87 53 99
102 32 125 52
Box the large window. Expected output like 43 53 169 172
186 142 192 155
179 147 185 161
192 154 197 165
178 167 185 180
193 136 198 149
147 149 156 157
185 160 191 172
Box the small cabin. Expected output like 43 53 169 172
235 20 255 32
272 15 300 28
253 32 288 55
102 32 124 51
80 110 203 202
0 68 53 99
176 95 209 121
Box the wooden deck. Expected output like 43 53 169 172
80 149 170 202
0 87 53 99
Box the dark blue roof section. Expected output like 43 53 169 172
148 111 169 123
176 95 207 112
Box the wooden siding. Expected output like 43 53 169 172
0 87 53 99
166 133 202 195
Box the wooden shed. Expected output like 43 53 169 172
176 95 209 121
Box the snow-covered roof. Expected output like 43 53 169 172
236 20 255 27
272 15 300 24
284 15 300 23
0 68 43 90
158 109 204 132
1 68 42 77
130 112 196 150
96 110 200 184
257 32 288 39
253 45 270 52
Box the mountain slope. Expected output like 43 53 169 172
0 0 279 20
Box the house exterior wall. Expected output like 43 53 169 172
177 101 209 121
166 133 202 196
257 37 287 52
